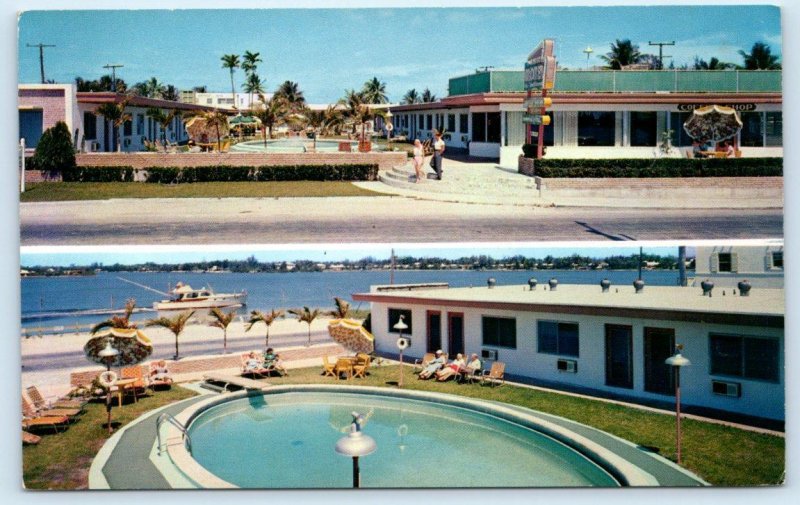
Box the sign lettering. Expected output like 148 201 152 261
676 103 757 112
525 39 556 90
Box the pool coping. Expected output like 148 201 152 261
164 384 681 488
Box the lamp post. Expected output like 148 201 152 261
384 110 393 150
98 340 119 434
583 46 594 69
665 344 690 465
394 315 409 387
335 412 377 488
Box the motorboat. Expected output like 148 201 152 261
153 282 247 311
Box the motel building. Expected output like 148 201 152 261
18 84 214 153
692 244 784 288
387 69 782 166
353 280 784 425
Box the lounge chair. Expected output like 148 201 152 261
413 353 435 374
352 355 371 379
480 362 506 387
26 385 86 411
21 397 72 433
263 356 288 377
241 351 270 378
148 361 173 390
322 356 337 377
22 431 42 445
120 366 149 402
22 395 81 419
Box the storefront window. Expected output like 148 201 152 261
669 112 693 147
487 112 501 143
578 111 615 146
459 114 469 134
630 112 657 146
472 112 486 142
740 111 763 147
765 112 782 147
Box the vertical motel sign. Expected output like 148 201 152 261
524 39 556 158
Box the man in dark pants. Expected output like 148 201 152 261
432 130 445 180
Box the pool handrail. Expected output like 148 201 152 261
156 412 192 456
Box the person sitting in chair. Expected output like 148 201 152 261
244 352 263 372
435 353 466 381
691 141 707 159
150 360 173 384
418 350 446 379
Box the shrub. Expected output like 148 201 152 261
61 166 135 182
521 143 538 159
533 158 782 178
31 121 76 172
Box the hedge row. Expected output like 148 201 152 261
532 158 783 178
60 164 380 183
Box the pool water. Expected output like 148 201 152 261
230 138 383 153
187 392 618 488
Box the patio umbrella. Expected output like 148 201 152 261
185 116 228 142
683 105 743 143
327 318 375 354
84 327 153 368
229 114 261 128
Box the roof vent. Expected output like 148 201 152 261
633 279 645 293
548 278 558 291
600 279 611 292
528 278 538 291
737 280 751 296
487 277 496 289
701 279 714 297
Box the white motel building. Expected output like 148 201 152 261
353 280 784 424
388 69 782 166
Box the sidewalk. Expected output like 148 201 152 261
359 158 783 209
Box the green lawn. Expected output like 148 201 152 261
23 365 784 489
19 181 389 202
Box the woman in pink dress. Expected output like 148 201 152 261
412 139 425 183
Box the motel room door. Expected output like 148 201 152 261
605 324 633 389
644 327 675 395
448 312 465 357
426 311 442 353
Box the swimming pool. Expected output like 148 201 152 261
230 138 383 153
168 386 657 488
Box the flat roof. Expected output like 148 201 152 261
353 283 784 328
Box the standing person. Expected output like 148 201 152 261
432 130 445 180
412 139 425 183
725 141 736 158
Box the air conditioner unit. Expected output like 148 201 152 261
711 380 741 398
481 349 498 361
89 141 99 152
123 138 131 147
557 359 577 373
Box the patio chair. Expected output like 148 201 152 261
352 355 371 379
322 356 337 377
241 351 269 378
22 431 42 445
22 413 70 434
120 366 149 402
455 365 483 384
413 353 435 374
22 395 81 420
26 385 86 411
148 361 173 390
480 362 506 388
334 358 354 380
263 355 288 377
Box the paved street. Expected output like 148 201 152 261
21 196 783 244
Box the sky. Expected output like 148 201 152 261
18 243 696 267
17 4 782 103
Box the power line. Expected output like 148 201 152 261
103 63 124 92
26 43 55 84
648 41 675 69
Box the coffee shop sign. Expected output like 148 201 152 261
677 103 757 112
525 39 556 91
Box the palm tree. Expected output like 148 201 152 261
421 88 437 103
98 74 127 92
738 42 781 70
242 51 262 74
361 77 388 104
692 56 734 70
221 54 241 108
91 298 137 334
161 84 180 102
252 95 287 144
146 311 194 360
327 297 351 319
341 89 369 136
202 109 229 151
402 88 421 105
146 108 183 148
247 309 284 348
275 80 306 111
94 97 132 152
600 39 643 70
209 307 237 354
243 73 265 107
322 104 345 135
288 306 321 347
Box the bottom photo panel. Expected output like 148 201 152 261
19 241 784 490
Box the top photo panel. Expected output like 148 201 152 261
17 5 783 245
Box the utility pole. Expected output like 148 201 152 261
27 43 55 83
103 63 124 92
582 46 594 69
648 41 675 70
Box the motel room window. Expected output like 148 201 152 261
426 115 432 130
669 112 693 147
206 98 213 104
459 114 469 134
740 111 763 147
537 321 579 357
123 119 132 137
770 251 783 269
417 115 423 129
447 114 456 133
388 308 413 335
578 111 615 146
83 112 97 140
482 316 516 348
472 113 486 142
630 112 657 146
486 112 501 143
765 112 782 147
710 334 779 382
710 252 737 273
136 114 145 136
19 109 44 148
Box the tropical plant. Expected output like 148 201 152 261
209 307 238 353
242 51 262 75
94 96 132 152
692 56 735 70
134 77 166 98
275 80 306 111
243 73 265 106
202 109 230 151
421 88 437 103
340 89 369 135
145 107 181 147
401 88 421 105
252 95 288 144
321 104 346 135
91 298 137 334
247 309 284 348
75 74 126 92
221 54 241 108
192 85 208 93
327 297 351 319
361 77 388 104
288 307 321 347
146 310 195 360
738 42 781 70
31 121 76 171
600 39 643 70
161 84 180 102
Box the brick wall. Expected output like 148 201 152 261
75 152 407 171
24 170 63 183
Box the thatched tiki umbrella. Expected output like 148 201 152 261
683 105 743 144
84 327 153 368
327 318 375 354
